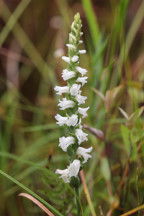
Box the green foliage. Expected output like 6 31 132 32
121 125 137 161
0 170 64 216
100 157 111 181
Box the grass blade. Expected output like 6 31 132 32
82 0 99 46
0 170 64 216
18 193 55 216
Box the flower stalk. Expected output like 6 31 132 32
55 12 92 215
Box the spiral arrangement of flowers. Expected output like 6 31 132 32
55 13 92 185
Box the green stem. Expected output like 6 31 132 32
75 186 81 216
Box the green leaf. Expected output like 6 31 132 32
121 124 130 154
82 0 100 47
121 125 137 160
130 132 137 161
100 157 111 181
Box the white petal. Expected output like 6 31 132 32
77 118 82 129
71 55 79 62
62 69 76 80
76 66 87 76
56 114 78 127
62 56 70 64
55 114 68 126
68 159 80 177
77 147 93 163
66 44 76 50
75 94 87 105
75 128 88 144
58 98 75 110
54 86 69 95
67 114 78 126
73 27 78 35
70 84 81 96
59 136 75 152
80 32 83 36
78 107 89 118
76 77 88 86
69 33 77 41
56 168 70 183
71 21 74 28
79 50 86 54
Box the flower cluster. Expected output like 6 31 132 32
55 13 92 184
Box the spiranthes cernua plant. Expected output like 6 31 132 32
54 13 92 215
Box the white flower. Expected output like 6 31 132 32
56 168 70 183
77 147 93 163
55 114 78 126
77 23 82 29
55 14 92 183
66 44 76 50
68 159 80 177
75 128 88 144
56 159 80 183
58 98 75 110
59 136 75 152
62 56 70 64
79 50 86 54
71 55 79 62
54 86 69 95
70 84 81 96
67 114 78 126
71 21 74 28
69 33 76 41
73 27 78 35
78 107 89 118
76 77 88 86
55 114 68 126
75 94 87 105
62 69 76 80
76 66 87 76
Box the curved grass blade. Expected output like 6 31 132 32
0 170 64 216
18 193 55 216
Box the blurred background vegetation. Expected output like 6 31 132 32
0 0 144 215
